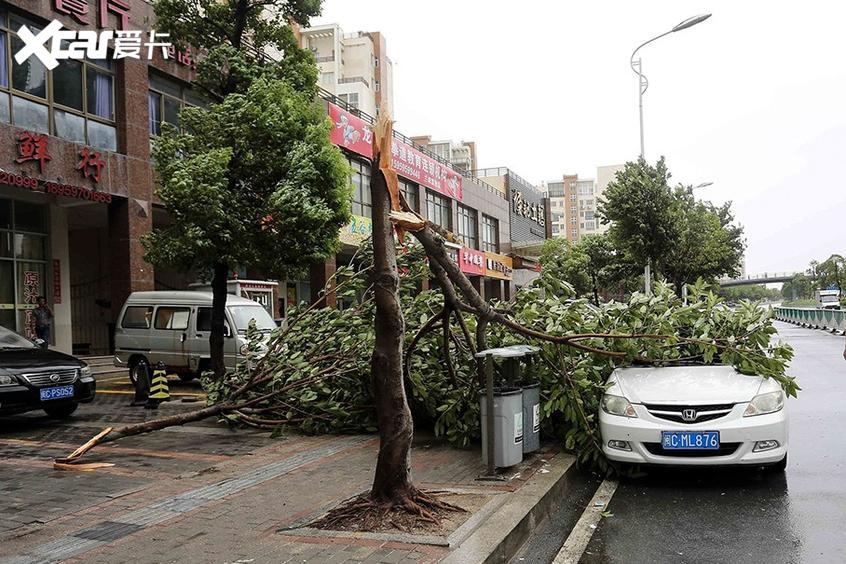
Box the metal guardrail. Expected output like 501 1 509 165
775 307 846 333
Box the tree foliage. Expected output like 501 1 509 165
719 284 781 302
782 253 845 301
208 242 797 473
598 158 745 292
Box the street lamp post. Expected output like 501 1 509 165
630 13 711 294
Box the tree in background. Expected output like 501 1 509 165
597 158 676 283
660 187 745 294
538 238 591 298
144 0 351 379
818 254 845 296
781 274 815 301
579 233 621 305
719 284 781 302
598 158 745 293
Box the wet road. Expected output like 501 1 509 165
516 322 846 564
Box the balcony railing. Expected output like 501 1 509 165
338 76 370 88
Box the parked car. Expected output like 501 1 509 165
599 364 788 471
114 291 277 384
0 326 95 418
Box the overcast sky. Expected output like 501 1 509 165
313 1 845 275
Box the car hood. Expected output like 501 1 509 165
0 347 85 374
609 365 765 405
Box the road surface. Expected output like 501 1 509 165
513 321 846 564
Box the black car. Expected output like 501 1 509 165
0 326 96 418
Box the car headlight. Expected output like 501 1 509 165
0 374 17 386
743 391 784 417
601 394 638 418
79 366 94 381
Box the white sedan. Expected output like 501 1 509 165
599 364 788 470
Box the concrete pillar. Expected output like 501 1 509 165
504 281 513 301
471 276 486 301
109 198 154 322
310 257 337 308
49 205 72 354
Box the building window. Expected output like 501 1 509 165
321 72 335 86
0 199 49 337
148 72 206 136
481 214 499 253
338 92 360 110
426 191 451 230
399 179 419 212
584 220 596 230
456 204 478 249
349 158 372 217
0 14 117 150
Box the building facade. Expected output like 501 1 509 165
409 136 477 174
299 24 394 118
546 164 623 243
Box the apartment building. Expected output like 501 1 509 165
299 24 394 118
410 137 477 174
546 164 624 243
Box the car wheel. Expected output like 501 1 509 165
44 403 78 419
766 454 788 473
130 358 150 386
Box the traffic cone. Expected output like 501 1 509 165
145 362 170 409
130 363 149 407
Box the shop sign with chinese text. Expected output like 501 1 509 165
327 102 463 201
339 215 373 246
458 248 486 276
484 252 513 280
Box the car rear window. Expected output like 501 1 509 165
154 307 190 330
121 306 153 329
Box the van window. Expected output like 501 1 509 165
122 306 153 329
196 307 231 334
154 307 190 330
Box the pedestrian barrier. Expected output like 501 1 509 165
775 307 846 334
146 362 171 409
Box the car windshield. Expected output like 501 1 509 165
0 326 36 349
229 306 277 332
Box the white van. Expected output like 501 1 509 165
114 291 277 384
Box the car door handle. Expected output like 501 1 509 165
180 333 187 343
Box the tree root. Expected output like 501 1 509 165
311 489 466 532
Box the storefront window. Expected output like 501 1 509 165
0 199 49 337
0 14 117 150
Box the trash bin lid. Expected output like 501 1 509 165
479 386 523 397
475 345 540 359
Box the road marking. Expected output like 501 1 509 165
552 479 618 564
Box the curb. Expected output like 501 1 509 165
442 452 578 564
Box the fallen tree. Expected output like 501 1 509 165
56 116 797 527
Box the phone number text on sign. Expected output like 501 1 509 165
0 169 112 204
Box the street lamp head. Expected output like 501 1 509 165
694 182 714 189
672 13 712 32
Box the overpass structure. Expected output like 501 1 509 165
718 272 799 287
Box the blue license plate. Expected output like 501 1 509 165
40 385 75 401
661 431 720 450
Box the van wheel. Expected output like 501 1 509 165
44 403 78 419
130 358 150 386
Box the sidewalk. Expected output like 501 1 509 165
1 403 573 564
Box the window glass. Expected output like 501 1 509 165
154 307 190 330
122 306 153 329
16 261 45 307
53 60 84 110
88 120 117 151
86 69 113 119
196 307 232 334
0 324 34 348
426 191 451 230
148 92 161 135
11 37 46 98
54 109 86 143
0 92 9 124
12 96 48 133
149 72 182 97
0 199 10 230
229 305 277 332
0 33 7 88
184 90 208 107
164 96 180 127
14 233 46 260
0 260 14 303
14 201 46 233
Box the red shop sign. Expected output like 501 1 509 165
53 259 62 304
458 247 486 276
328 103 373 159
391 139 462 201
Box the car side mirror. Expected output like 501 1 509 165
33 338 46 348
223 325 231 338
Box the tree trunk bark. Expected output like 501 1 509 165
369 166 415 503
210 262 229 380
